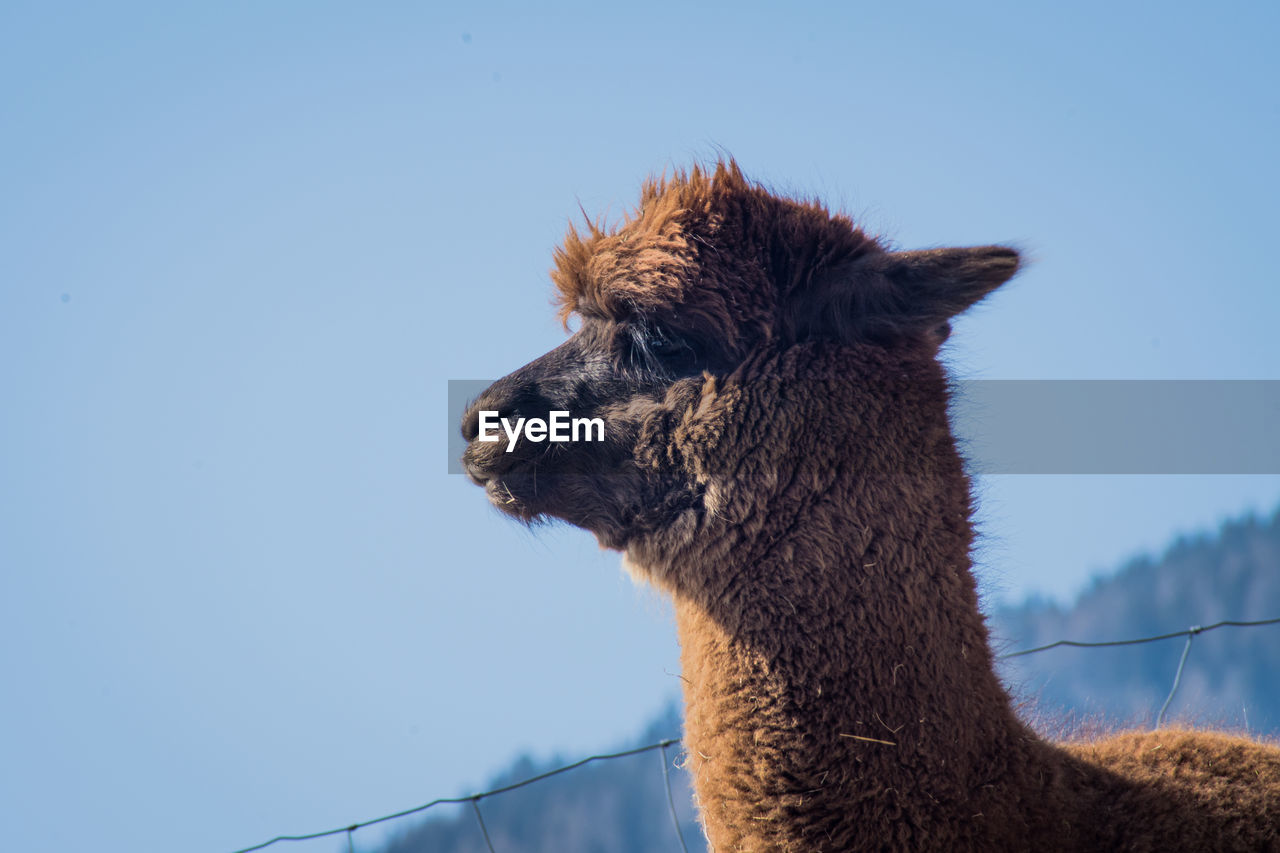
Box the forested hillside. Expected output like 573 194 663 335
377 704 702 853
992 510 1280 735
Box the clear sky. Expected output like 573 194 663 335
2 2 1278 852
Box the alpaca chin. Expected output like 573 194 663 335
619 506 703 593
618 552 651 586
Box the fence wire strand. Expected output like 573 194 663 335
1155 627 1200 728
233 617 1279 853
471 799 496 853
231 740 680 853
660 741 692 853
997 616 1280 658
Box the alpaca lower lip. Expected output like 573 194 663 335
483 477 538 519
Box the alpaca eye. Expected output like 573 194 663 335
626 324 698 371
650 333 689 358
647 330 698 367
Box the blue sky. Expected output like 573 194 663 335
2 2 1278 851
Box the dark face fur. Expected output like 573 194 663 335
460 309 736 549
460 162 1018 550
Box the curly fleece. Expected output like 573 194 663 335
483 162 1280 851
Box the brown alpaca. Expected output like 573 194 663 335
460 161 1280 851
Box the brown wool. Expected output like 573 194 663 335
463 161 1280 852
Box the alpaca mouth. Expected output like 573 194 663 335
476 467 564 524
462 456 495 488
466 450 634 530
462 449 549 520
461 440 525 487
482 476 536 518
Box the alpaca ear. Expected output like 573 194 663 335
872 246 1019 325
798 245 1019 345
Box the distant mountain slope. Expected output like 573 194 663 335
991 509 1280 735
379 508 1280 851
378 703 706 853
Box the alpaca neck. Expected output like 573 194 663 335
637 348 1046 850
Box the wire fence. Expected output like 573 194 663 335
232 740 688 853
997 616 1280 729
232 616 1280 853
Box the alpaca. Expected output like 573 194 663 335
460 161 1280 851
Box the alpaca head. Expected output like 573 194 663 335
461 161 1018 554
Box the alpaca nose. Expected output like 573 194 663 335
460 386 548 486
461 404 482 443
461 386 553 445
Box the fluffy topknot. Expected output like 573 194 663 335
550 160 878 345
